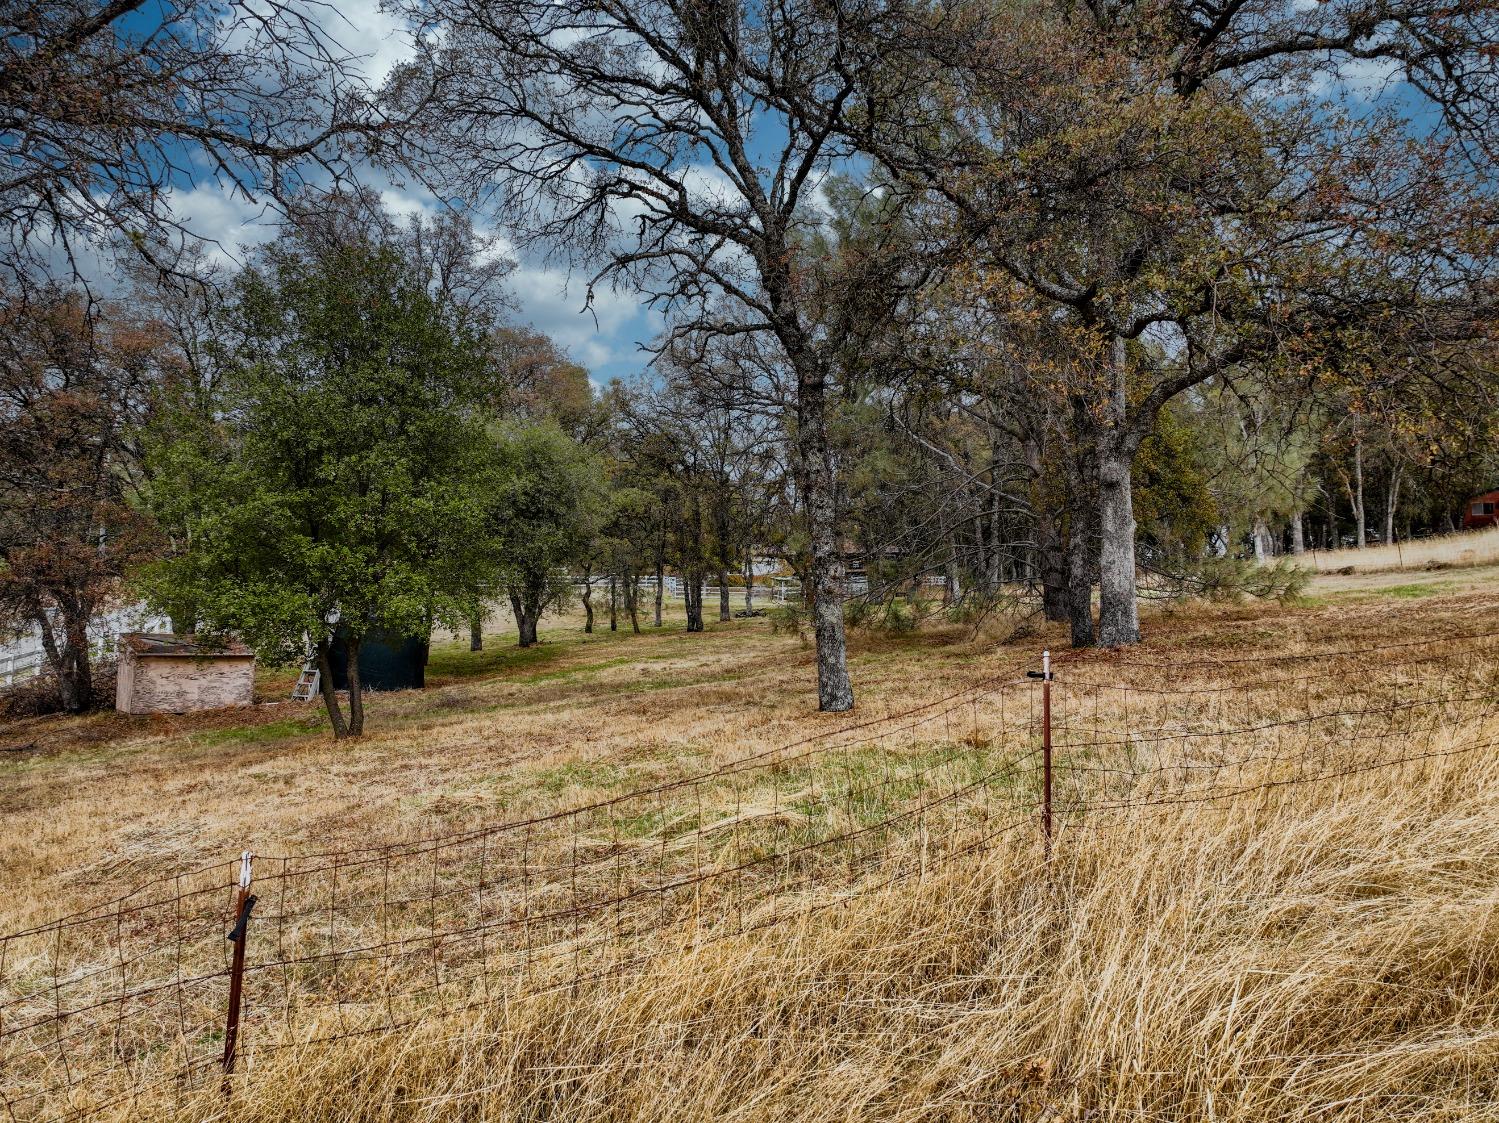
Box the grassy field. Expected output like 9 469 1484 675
3 567 1499 1121
1296 523 1499 575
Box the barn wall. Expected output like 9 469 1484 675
114 652 137 713
1464 490 1499 529
120 657 255 714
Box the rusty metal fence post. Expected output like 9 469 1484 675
1029 650 1054 859
1041 650 1053 859
222 851 256 1082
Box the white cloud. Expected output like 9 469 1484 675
1336 56 1402 100
216 0 416 92
509 263 661 378
363 179 653 377
313 0 418 86
29 181 280 288
378 188 436 221
163 174 661 382
161 183 279 267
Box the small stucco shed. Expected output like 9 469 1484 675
115 634 256 715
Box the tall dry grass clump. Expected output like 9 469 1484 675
1298 525 1499 574
156 713 1499 1123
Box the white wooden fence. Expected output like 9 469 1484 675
570 576 766 604
0 607 172 687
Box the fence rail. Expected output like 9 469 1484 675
0 649 44 687
0 611 172 688
3 627 1498 1120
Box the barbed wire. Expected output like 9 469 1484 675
2 627 1496 1121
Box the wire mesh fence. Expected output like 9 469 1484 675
3 627 1497 1121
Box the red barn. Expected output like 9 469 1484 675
1464 488 1499 530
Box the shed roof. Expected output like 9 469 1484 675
120 633 253 658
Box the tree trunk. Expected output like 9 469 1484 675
1290 511 1306 555
1036 505 1067 622
59 609 92 713
683 491 706 633
314 638 348 740
345 635 365 736
581 571 593 634
794 359 853 711
684 570 705 632
620 572 638 635
1385 461 1402 545
35 609 86 714
1066 508 1095 649
469 611 483 652
1096 442 1139 646
1096 333 1141 648
608 574 618 631
744 553 755 612
653 545 664 628
944 534 963 608
509 591 539 648
1023 436 1068 623
1252 517 1270 563
1352 441 1367 548
715 498 733 623
972 516 989 597
984 489 1002 593
33 611 64 703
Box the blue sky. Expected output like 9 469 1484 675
140 173 665 388
87 1 1431 389
89 0 666 387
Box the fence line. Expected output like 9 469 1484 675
2 628 1497 1121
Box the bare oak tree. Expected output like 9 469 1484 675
1 0 393 278
387 0 909 710
0 287 166 710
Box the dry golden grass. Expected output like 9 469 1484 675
197 742 1499 1123
1296 524 1499 575
4 578 1499 1121
0 608 1039 934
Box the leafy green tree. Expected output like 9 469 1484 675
856 0 1498 646
142 213 500 738
480 421 608 647
1133 404 1219 562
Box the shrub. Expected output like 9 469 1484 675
942 590 1022 627
877 600 918 634
0 660 117 719
842 599 874 629
1242 559 1310 601
1179 557 1309 603
767 604 806 640
843 598 919 635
